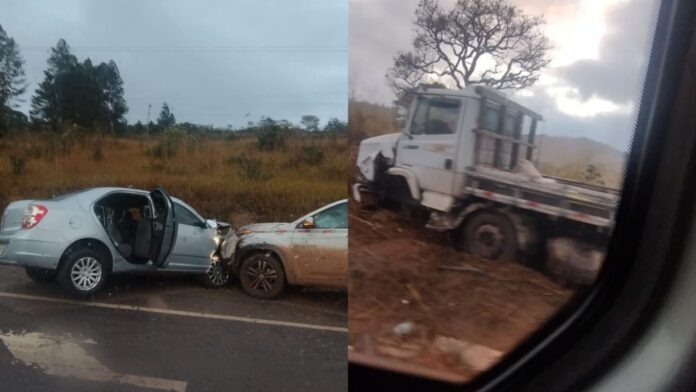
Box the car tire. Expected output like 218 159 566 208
58 248 109 298
24 267 58 283
239 253 286 299
462 210 518 262
200 260 230 289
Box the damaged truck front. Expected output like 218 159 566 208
352 85 619 285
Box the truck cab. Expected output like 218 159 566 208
356 85 543 212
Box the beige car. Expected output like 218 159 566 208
229 200 348 299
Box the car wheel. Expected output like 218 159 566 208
239 253 286 299
462 211 518 262
24 267 58 283
58 248 108 298
200 260 230 288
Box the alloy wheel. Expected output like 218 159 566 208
246 259 279 293
70 256 103 291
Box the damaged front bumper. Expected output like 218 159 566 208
213 222 239 263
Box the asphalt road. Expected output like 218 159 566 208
0 265 347 392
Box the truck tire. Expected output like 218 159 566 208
25 267 58 283
462 210 518 262
58 248 109 298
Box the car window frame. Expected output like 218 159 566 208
311 203 348 230
349 0 695 390
173 201 205 228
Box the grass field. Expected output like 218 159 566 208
0 131 347 225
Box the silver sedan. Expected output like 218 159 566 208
231 200 348 299
0 187 238 297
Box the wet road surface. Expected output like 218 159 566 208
0 266 347 391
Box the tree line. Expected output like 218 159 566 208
0 24 346 136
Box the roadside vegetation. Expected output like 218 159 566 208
0 25 347 224
0 129 347 225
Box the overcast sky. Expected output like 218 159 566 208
350 0 660 151
2 0 347 128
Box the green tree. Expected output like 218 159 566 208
0 25 27 133
157 102 176 130
323 118 347 133
387 0 551 107
300 115 320 132
96 60 128 132
30 39 78 130
30 39 128 132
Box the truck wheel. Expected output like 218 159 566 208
25 267 58 283
58 248 109 298
463 211 518 262
239 253 286 299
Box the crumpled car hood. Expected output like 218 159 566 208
238 222 292 233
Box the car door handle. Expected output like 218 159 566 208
445 158 453 170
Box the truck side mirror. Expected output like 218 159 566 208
396 116 406 129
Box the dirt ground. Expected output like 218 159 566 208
348 200 573 381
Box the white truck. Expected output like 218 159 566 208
352 85 619 284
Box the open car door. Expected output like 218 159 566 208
149 187 177 267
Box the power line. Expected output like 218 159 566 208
21 45 347 54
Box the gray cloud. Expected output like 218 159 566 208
2 0 347 127
349 0 658 151
516 86 637 149
553 0 659 103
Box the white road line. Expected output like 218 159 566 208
0 291 348 333
2 331 188 392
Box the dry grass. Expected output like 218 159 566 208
0 131 347 225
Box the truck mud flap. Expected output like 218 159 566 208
352 183 380 206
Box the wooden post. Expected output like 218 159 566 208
510 112 523 168
526 118 537 160
493 104 506 168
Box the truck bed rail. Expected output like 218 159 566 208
464 167 618 228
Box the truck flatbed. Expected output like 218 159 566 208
464 167 618 228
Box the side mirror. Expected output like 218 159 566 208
396 115 406 129
302 217 315 229
206 219 218 229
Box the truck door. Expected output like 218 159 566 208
149 187 177 267
396 96 463 196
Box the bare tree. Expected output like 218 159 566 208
387 0 552 106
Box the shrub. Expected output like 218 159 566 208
299 145 324 165
149 127 186 160
229 154 274 181
8 155 27 176
91 137 104 162
256 119 289 150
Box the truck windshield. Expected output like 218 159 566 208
410 98 461 135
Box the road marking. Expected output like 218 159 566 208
0 291 348 333
1 331 188 392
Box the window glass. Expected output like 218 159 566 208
409 98 461 135
151 192 167 217
482 105 500 130
174 203 202 226
313 203 348 229
409 99 429 135
350 0 660 384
